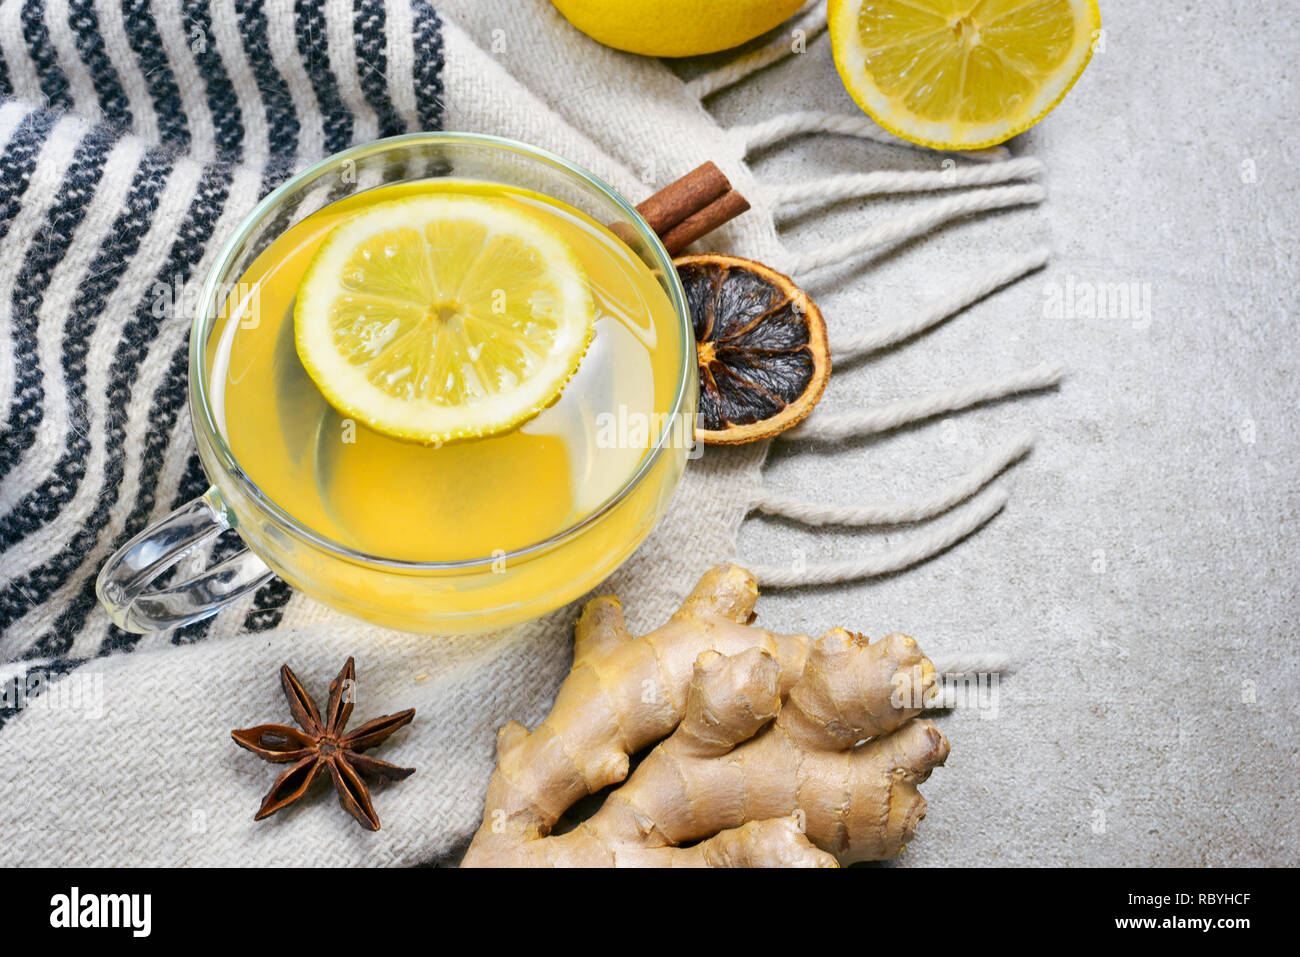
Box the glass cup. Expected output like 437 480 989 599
96 133 696 634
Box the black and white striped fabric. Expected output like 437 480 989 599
0 0 803 866
0 0 1054 865
0 0 445 676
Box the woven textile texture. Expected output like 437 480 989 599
0 0 1051 864
0 0 780 866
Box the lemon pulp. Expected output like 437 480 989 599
294 194 595 444
829 0 1100 149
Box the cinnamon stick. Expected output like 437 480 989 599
658 189 750 255
636 162 731 236
619 161 750 255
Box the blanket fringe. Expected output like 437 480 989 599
830 246 1051 360
929 652 1013 677
733 109 1012 162
788 362 1065 442
766 156 1044 214
779 183 1046 274
685 2 829 100
683 10 1055 611
745 482 1010 587
752 430 1033 526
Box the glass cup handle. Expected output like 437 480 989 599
96 488 275 633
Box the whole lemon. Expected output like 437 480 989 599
550 0 809 57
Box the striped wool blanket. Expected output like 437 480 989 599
0 0 784 866
0 0 1051 864
0 1 444 657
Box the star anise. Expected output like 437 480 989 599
232 657 415 831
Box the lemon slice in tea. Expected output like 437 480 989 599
294 194 595 444
828 0 1100 150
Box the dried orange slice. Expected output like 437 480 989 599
676 254 830 445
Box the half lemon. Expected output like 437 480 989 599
828 0 1101 150
295 194 594 444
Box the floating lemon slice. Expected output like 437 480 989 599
294 194 595 444
829 0 1101 150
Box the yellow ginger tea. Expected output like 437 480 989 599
209 180 684 563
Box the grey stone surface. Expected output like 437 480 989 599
673 2 1298 865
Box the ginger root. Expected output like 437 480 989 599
462 564 948 867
